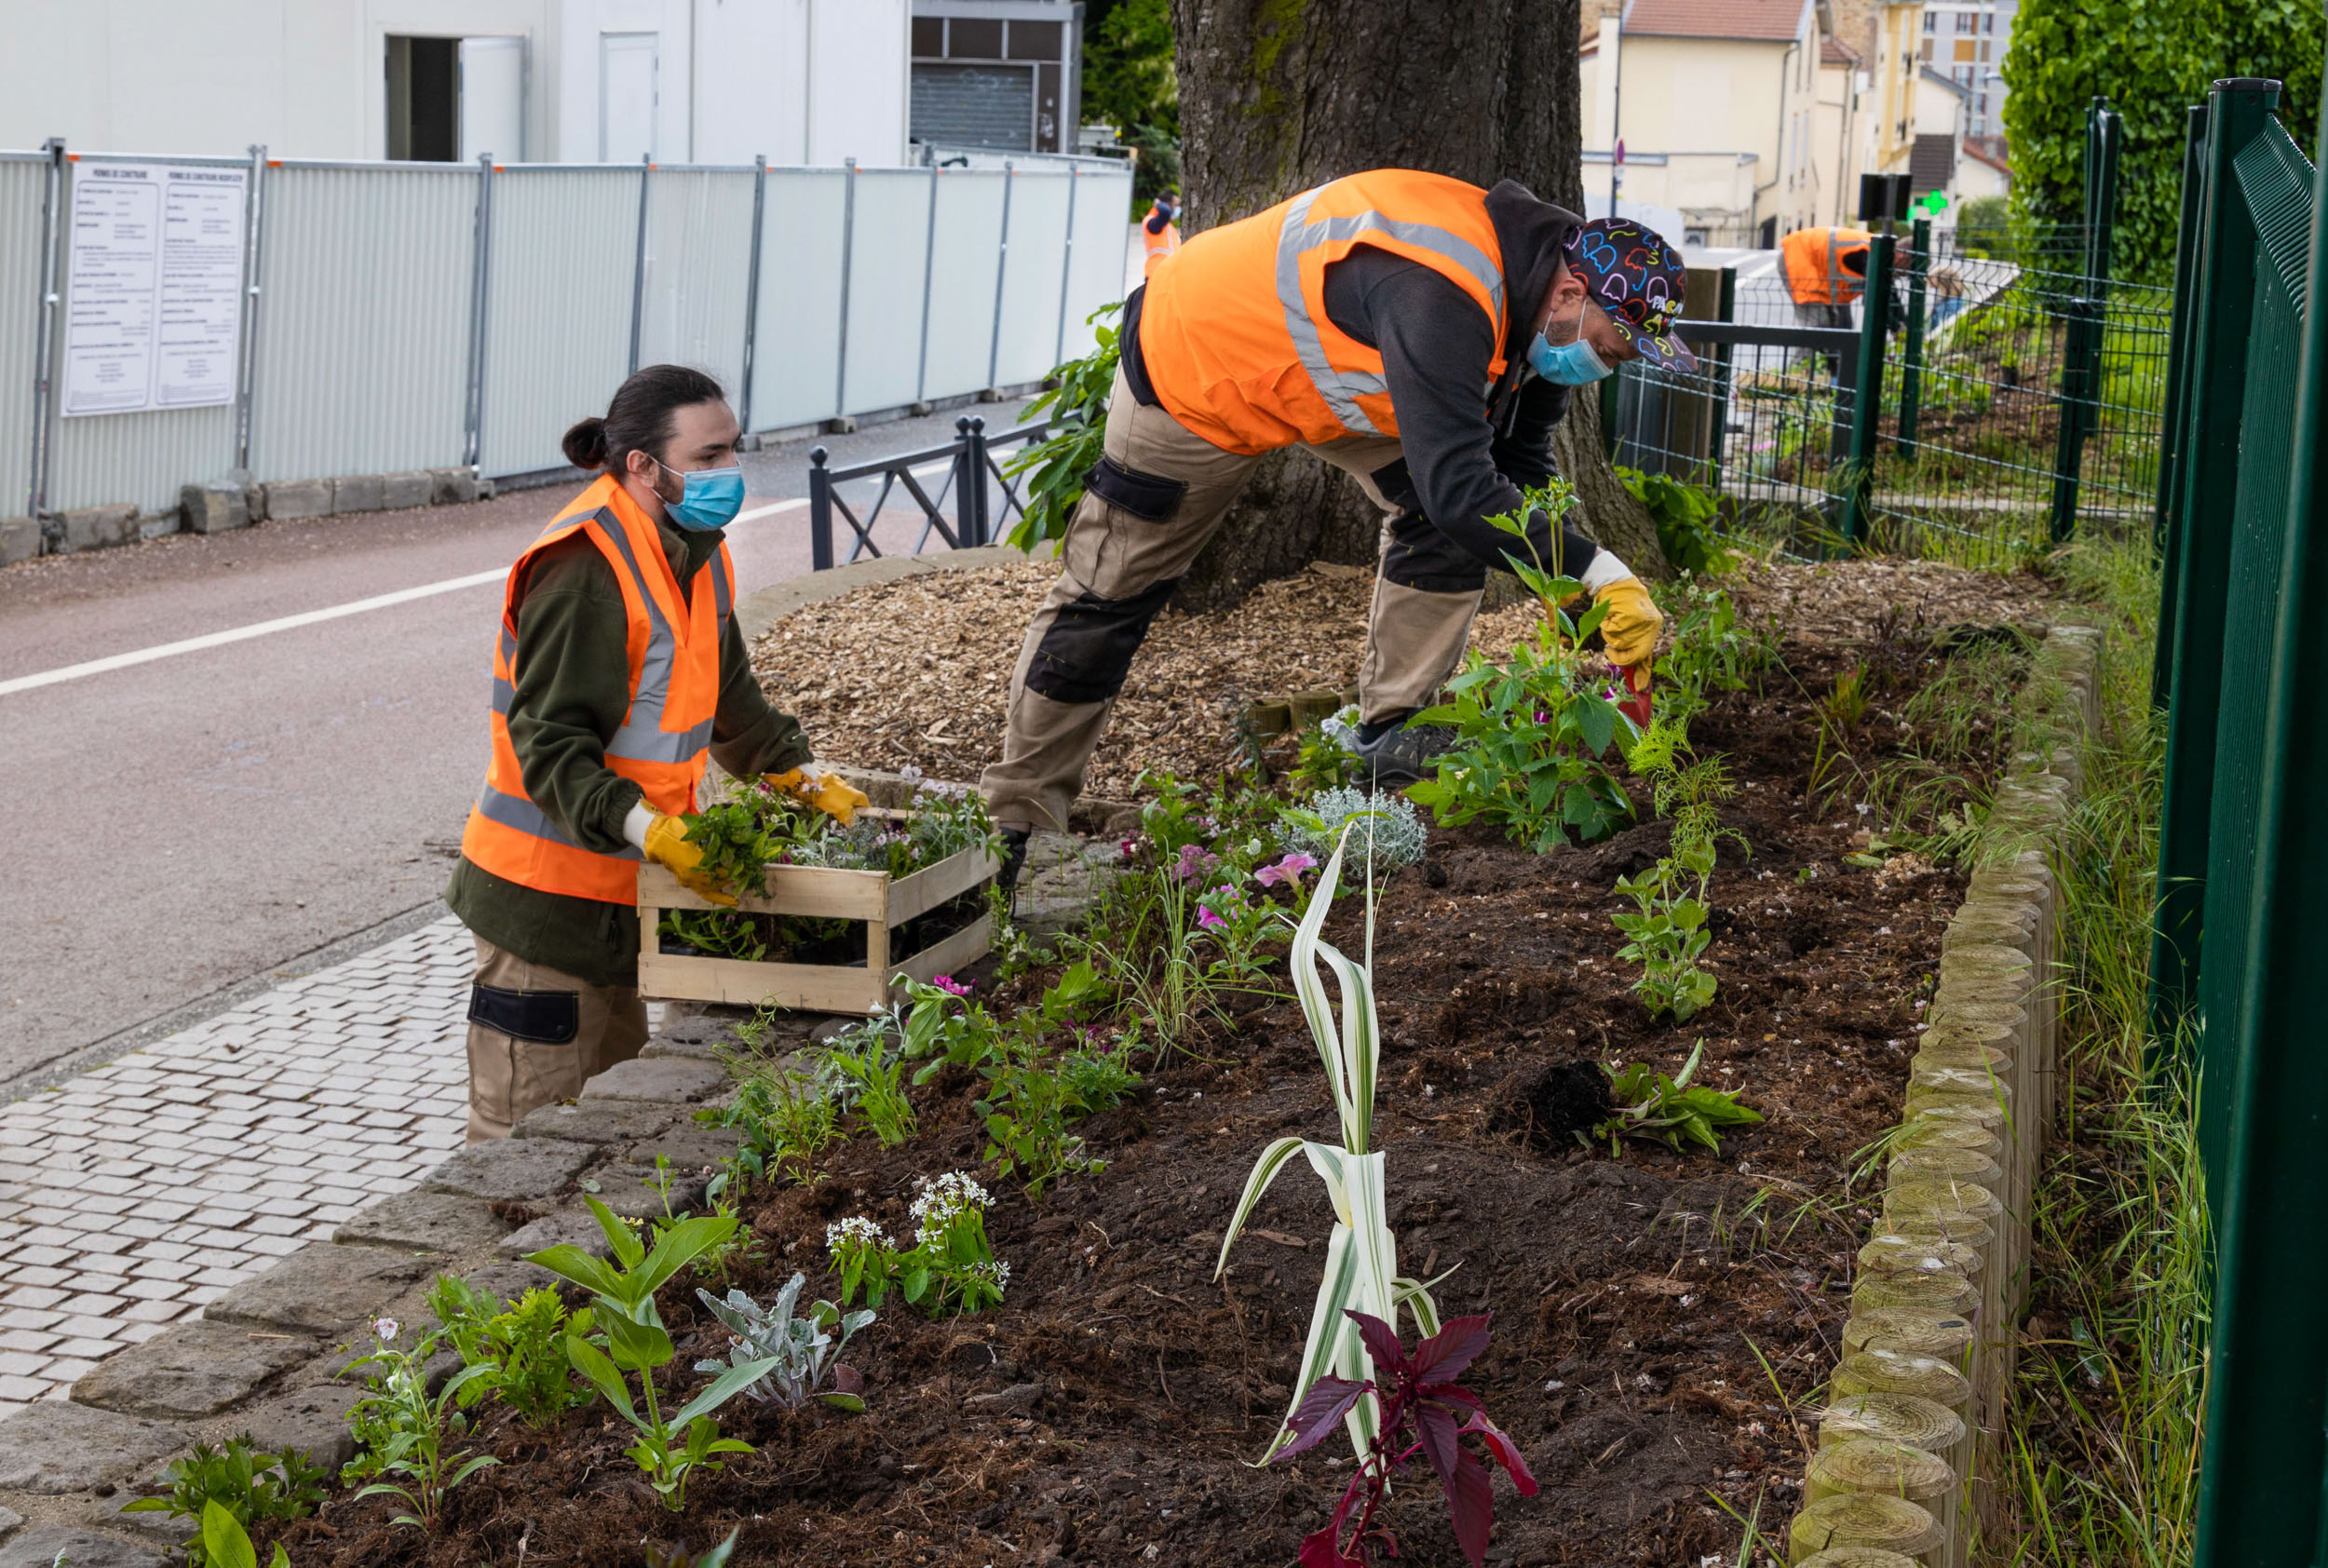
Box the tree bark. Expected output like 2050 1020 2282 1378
1163 0 1670 609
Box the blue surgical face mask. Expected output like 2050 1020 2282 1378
1527 326 1613 386
654 458 746 532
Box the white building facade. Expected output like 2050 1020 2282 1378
0 0 912 167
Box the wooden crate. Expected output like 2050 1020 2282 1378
636 821 998 1015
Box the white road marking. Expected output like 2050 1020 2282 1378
0 495 818 699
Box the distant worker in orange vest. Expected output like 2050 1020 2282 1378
981 171 1694 883
1780 225 1873 329
1141 188 1182 277
446 364 866 1142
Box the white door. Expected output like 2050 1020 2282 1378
600 32 658 163
459 36 526 161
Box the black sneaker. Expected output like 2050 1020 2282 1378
995 826 1034 895
1349 723 1455 789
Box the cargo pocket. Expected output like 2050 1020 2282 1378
1083 454 1187 521
467 984 581 1044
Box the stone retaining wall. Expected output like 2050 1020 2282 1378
2 468 492 567
1786 622 2104 1568
0 1007 827 1564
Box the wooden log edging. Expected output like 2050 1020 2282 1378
1789 622 2103 1568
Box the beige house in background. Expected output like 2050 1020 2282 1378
1581 0 1928 247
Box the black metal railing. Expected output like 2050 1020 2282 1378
806 414 1052 569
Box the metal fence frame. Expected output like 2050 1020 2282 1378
9 142 1132 525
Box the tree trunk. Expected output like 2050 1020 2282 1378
1551 391 1666 569
1163 0 1670 609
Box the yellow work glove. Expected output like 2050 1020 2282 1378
765 766 871 826
1591 575 1664 670
640 810 737 907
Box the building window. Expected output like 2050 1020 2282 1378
1919 37 1933 60
1923 11 1937 31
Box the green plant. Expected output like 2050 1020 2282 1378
341 1319 500 1530
1290 707 1366 794
1611 857 1716 1022
1616 466 1732 575
696 1275 873 1413
1592 1042 1763 1155
196 1499 291 1568
1407 484 1638 850
820 1034 918 1145
1217 825 1449 1465
1002 304 1123 549
1282 786 1428 878
125 1440 325 1564
978 1042 1121 1197
525 1197 778 1511
707 1068 839 1186
424 1273 596 1428
827 1171 1008 1317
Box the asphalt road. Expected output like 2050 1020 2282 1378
0 399 1035 1088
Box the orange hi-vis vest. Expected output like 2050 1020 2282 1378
1141 210 1180 277
458 475 735 905
1137 169 1511 455
1781 226 1873 305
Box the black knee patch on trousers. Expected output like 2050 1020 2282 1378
1383 509 1488 594
467 984 580 1045
1027 579 1179 703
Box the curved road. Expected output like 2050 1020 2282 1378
0 403 1033 1088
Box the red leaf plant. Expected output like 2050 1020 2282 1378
1274 1310 1538 1567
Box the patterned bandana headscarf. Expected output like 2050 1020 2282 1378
1561 218 1697 372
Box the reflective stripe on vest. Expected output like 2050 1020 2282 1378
461 476 730 905
1274 186 1508 438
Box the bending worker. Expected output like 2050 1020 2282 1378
1142 188 1182 277
981 170 1694 875
447 364 865 1142
1780 224 1871 329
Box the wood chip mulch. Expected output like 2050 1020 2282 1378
751 553 2060 796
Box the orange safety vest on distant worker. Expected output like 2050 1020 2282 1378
458 474 734 905
1141 207 1181 277
1137 169 1512 455
1780 226 1874 305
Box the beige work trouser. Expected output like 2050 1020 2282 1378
981 366 1482 831
462 934 648 1142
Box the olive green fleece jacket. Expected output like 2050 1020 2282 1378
446 511 812 987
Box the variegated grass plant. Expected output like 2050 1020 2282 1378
1215 819 1447 1464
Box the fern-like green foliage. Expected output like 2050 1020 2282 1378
1003 303 1122 550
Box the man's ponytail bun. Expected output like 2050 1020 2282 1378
562 416 610 471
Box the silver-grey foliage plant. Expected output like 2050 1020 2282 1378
1286 787 1430 876
694 1275 873 1413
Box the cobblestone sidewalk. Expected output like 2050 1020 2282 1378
0 917 480 1415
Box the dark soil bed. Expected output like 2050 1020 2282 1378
277 636 1999 1568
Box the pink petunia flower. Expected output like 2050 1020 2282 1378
930 974 973 996
1254 851 1319 889
1171 844 1223 884
1196 903 1226 931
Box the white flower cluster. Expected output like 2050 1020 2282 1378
1286 786 1430 874
825 1215 892 1252
973 1259 1010 1295
910 1170 991 1244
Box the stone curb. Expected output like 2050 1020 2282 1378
2 469 489 567
0 1008 832 1548
1782 621 2104 1568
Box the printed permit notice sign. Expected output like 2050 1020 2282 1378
62 160 250 417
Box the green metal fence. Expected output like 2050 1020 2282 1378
1609 99 2172 567
2142 74 2328 1568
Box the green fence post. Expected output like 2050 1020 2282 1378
2149 77 2281 1057
2189 72 2328 1568
1895 218 1929 455
2152 102 2211 705
1835 234 1894 547
2047 299 2100 543
1709 264 1737 495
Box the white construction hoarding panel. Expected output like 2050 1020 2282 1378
0 156 44 518
838 169 931 416
747 169 847 433
1060 168 1134 362
991 169 1070 387
250 163 474 484
636 169 755 394
480 167 637 478
918 167 1005 405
